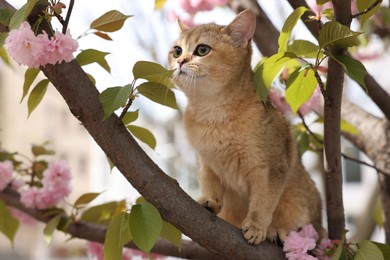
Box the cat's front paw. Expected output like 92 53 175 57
242 218 267 245
267 226 287 245
198 197 222 214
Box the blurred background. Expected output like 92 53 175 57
0 0 389 259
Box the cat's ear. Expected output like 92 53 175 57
177 19 189 32
225 9 256 48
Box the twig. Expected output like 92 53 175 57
298 111 390 176
62 0 74 34
351 0 382 19
118 97 134 122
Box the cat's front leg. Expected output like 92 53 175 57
241 166 284 245
197 160 223 214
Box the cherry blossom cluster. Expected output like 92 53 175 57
5 21 78 68
20 160 72 210
283 224 334 260
169 0 229 27
86 242 165 260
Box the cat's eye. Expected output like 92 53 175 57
173 46 182 58
194 44 211 56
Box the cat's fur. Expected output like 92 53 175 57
168 10 325 245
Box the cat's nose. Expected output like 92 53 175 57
177 57 189 68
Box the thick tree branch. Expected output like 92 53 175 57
0 1 285 258
0 188 215 259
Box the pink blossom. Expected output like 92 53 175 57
0 160 14 191
283 224 319 260
168 10 195 28
10 178 24 190
5 22 45 68
86 242 104 260
5 21 78 68
20 189 39 208
179 0 228 14
315 238 333 260
9 207 37 225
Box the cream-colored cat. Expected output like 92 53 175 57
168 9 325 245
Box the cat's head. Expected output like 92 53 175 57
168 10 256 98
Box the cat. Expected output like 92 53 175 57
168 9 325 245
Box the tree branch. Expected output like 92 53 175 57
0 1 285 258
351 0 382 19
0 188 215 259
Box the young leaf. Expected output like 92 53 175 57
9 0 40 29
0 201 19 245
99 85 133 120
31 144 55 156
0 46 11 65
285 68 317 114
137 82 178 109
74 192 102 209
357 0 381 26
90 10 132 32
253 53 300 102
129 202 163 254
75 49 111 73
121 109 139 125
155 0 167 10
278 7 308 53
160 221 182 251
21 68 40 103
81 201 127 225
287 40 322 59
127 125 157 150
104 212 132 260
331 53 367 90
133 61 175 88
340 119 359 135
94 31 113 41
374 197 384 227
318 21 362 49
43 215 61 245
27 79 49 118
0 8 15 27
355 240 384 260
372 242 390 260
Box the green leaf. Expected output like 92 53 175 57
0 8 14 26
9 0 40 30
285 68 317 114
129 202 162 254
253 53 300 102
31 144 55 156
0 32 8 46
43 215 61 245
331 53 367 90
331 235 345 260
27 79 49 118
0 202 19 245
372 242 390 259
155 0 167 10
121 109 139 125
81 201 127 225
75 49 111 73
318 21 362 49
133 61 175 88
74 192 102 209
357 0 381 26
160 221 182 251
99 85 133 120
278 7 308 53
90 10 132 32
21 68 40 103
287 40 322 59
127 125 157 150
374 197 384 227
137 82 178 109
107 156 115 172
355 240 384 260
104 212 132 260
0 46 10 65
340 119 359 135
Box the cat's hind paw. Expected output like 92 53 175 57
267 226 287 246
242 218 267 245
198 197 222 215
